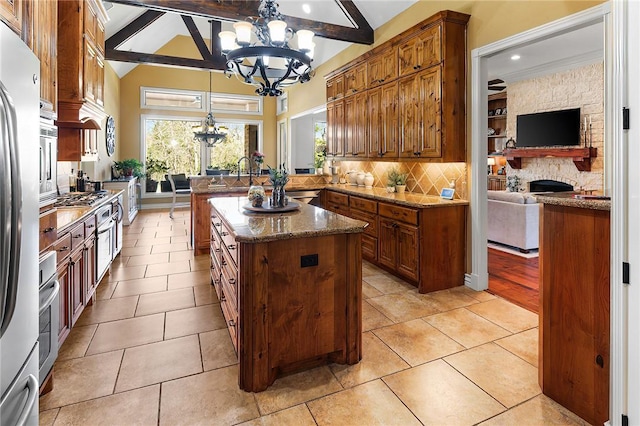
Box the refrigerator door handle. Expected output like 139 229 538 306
14 374 38 426
0 80 21 338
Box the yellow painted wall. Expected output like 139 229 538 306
281 0 605 121
118 35 277 165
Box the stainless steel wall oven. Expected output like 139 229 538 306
39 117 57 205
38 251 59 381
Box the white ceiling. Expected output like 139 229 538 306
487 21 604 89
104 0 419 77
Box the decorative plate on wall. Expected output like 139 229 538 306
105 116 116 157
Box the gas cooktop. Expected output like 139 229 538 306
54 191 110 207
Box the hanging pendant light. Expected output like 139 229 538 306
218 0 315 97
193 72 226 146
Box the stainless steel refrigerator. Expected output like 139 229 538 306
0 23 41 426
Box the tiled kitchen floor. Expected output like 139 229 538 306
39 209 589 426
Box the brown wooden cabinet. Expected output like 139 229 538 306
325 10 469 163
344 63 367 96
540 203 610 426
399 67 442 158
368 82 398 158
367 49 397 88
398 24 441 77
191 191 239 255
0 0 22 36
323 189 466 293
488 175 506 190
39 207 57 252
57 0 107 161
488 92 507 154
326 99 344 157
344 93 367 157
53 212 98 345
21 0 57 112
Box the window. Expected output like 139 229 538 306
277 93 288 114
141 115 263 195
141 87 205 111
211 93 262 114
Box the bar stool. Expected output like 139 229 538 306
168 174 191 219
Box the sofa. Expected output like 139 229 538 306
487 190 540 252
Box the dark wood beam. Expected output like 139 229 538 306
105 9 165 50
105 49 227 71
209 20 222 57
337 0 372 32
107 0 374 44
181 15 212 60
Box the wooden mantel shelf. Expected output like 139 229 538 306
503 147 597 171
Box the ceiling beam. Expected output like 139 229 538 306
107 0 374 44
181 15 212 60
106 9 165 50
105 49 227 71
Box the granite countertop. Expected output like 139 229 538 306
535 192 611 211
56 190 124 233
209 196 367 243
326 184 469 208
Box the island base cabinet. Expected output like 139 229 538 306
540 204 610 426
235 234 362 392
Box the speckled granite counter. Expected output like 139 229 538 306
190 174 327 194
325 184 469 208
209 196 366 243
535 192 611 211
56 190 123 233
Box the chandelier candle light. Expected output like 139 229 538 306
193 72 226 146
218 0 315 96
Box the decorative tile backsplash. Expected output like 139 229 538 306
338 161 467 199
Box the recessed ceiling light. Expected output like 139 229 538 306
302 4 311 14
511 54 521 61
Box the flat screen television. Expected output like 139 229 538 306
516 108 581 148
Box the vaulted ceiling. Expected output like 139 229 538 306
104 0 419 77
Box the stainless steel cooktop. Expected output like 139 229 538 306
54 191 110 207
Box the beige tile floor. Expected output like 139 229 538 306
39 209 590 426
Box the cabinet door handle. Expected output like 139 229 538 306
58 246 69 252
228 320 236 327
596 354 604 368
86 224 94 229
228 277 236 285
214 222 221 227
227 244 236 251
221 231 228 236
74 233 83 238
43 227 55 233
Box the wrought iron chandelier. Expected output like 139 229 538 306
218 0 315 97
193 72 226 146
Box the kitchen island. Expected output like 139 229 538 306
209 196 367 392
536 192 610 426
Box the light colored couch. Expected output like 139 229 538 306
487 190 539 252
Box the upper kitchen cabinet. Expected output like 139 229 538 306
56 0 108 161
398 24 441 78
325 10 469 163
0 0 22 36
344 63 367 96
22 0 58 114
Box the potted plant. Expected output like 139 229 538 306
387 167 408 193
113 158 144 179
144 158 169 193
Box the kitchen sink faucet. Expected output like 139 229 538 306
236 156 254 186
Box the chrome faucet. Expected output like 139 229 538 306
236 156 253 186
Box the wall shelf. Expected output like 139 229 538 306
503 147 597 171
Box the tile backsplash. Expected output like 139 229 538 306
337 161 467 199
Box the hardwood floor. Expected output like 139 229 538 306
488 248 539 313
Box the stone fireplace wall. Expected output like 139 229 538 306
505 62 604 192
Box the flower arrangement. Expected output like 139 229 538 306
268 164 289 208
247 185 266 207
387 167 408 187
252 151 264 165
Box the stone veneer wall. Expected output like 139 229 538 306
506 62 604 192
338 161 467 199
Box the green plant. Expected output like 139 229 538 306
145 158 169 182
387 167 408 186
114 158 144 178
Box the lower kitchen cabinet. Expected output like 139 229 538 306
54 212 98 345
191 191 241 256
323 189 466 293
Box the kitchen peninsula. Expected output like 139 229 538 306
209 197 367 392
